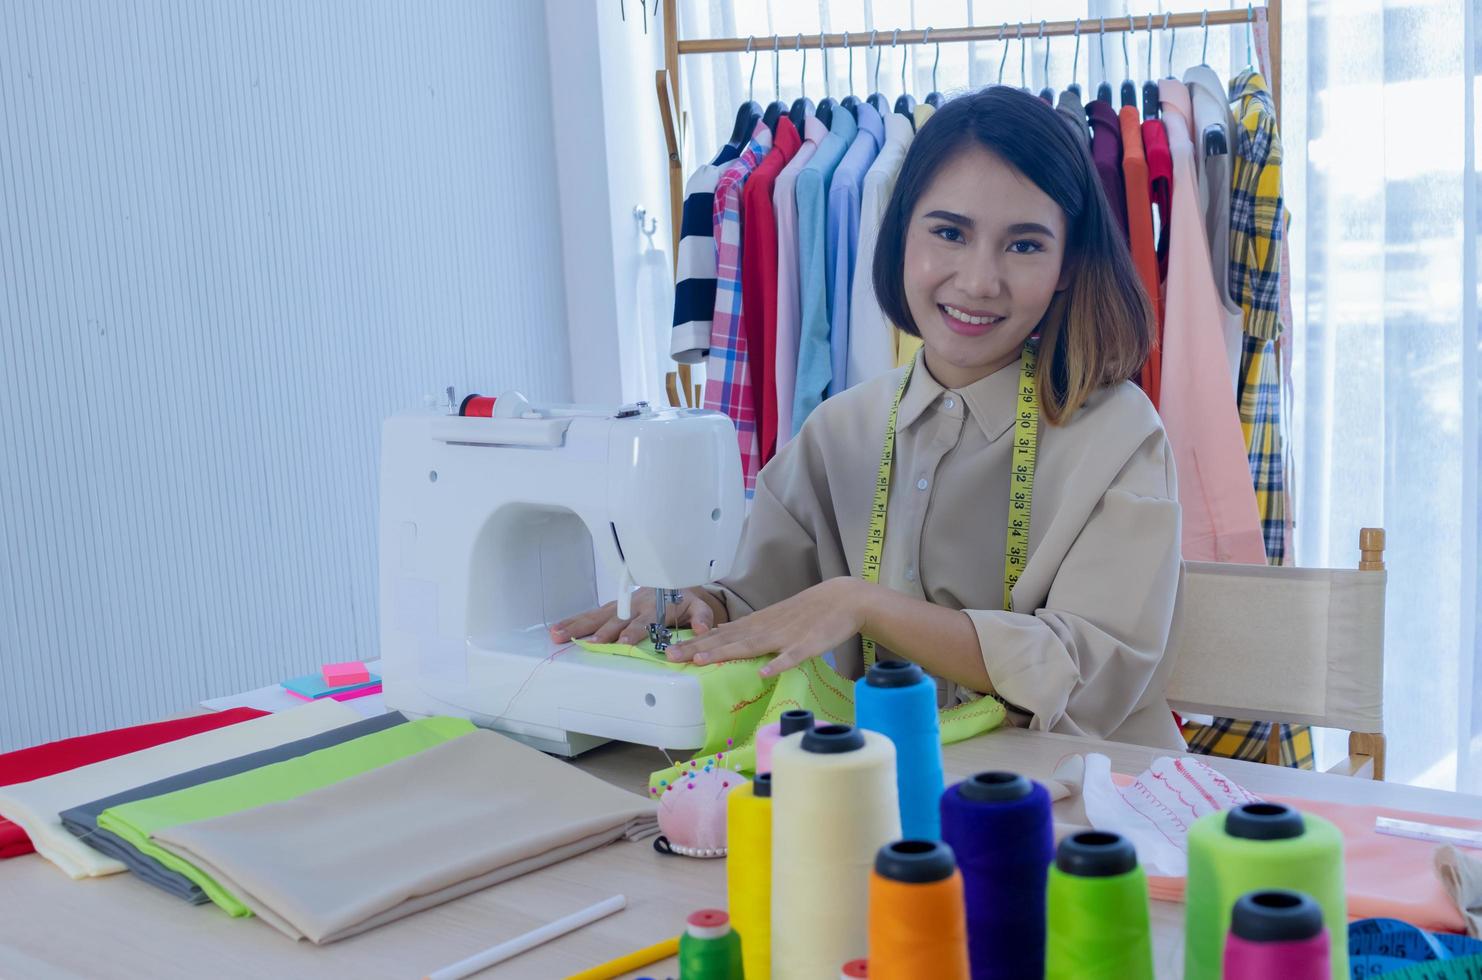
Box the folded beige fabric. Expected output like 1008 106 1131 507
1435 844 1482 938
152 729 658 944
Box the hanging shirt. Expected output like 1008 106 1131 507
1087 99 1128 238
1156 78 1266 565
826 102 885 397
846 111 915 389
1055 88 1090 148
669 145 741 362
1185 64 1244 390
704 121 772 496
1230 68 1290 565
715 355 1185 749
1229 69 1285 343
772 113 828 456
913 101 936 133
792 107 857 434
1142 116 1174 285
1121 105 1163 409
739 117 802 474
894 103 935 373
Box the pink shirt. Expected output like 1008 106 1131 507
1157 79 1267 564
772 113 828 452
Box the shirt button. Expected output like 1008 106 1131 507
916 478 929 491
943 397 956 409
905 567 917 582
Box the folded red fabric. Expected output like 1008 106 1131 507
0 707 269 858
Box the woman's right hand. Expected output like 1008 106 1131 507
548 587 729 647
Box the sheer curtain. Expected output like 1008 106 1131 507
672 0 1482 790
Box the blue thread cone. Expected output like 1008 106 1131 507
940 771 1054 980
855 660 943 840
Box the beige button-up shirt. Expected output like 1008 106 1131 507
716 353 1186 750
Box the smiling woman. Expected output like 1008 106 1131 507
556 86 1185 751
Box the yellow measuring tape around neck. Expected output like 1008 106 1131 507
859 342 1040 669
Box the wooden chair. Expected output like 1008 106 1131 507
1165 528 1388 780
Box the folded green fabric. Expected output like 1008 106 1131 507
574 632 1004 792
96 716 475 916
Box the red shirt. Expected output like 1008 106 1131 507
1122 107 1162 409
0 707 268 857
739 117 801 467
1141 118 1175 285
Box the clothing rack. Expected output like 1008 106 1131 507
656 3 1280 270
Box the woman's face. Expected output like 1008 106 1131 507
903 145 1070 388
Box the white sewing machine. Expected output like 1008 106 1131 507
379 391 744 756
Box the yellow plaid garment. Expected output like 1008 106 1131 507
1184 715 1314 770
1229 69 1285 343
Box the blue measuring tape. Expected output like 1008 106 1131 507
1350 918 1482 978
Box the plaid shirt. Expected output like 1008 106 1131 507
1229 70 1285 342
1239 336 1286 563
704 122 771 496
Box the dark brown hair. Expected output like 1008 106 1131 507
871 86 1153 424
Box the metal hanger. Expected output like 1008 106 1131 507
1120 15 1138 108
1068 19 1083 98
1198 11 1229 157
1096 17 1112 102
1164 12 1176 78
762 35 789 136
926 25 944 106
1038 21 1054 103
1141 14 1160 120
840 30 861 119
866 29 890 117
725 36 764 149
816 30 837 128
1019 23 1028 91
1246 4 1255 69
998 23 1010 86
893 29 917 119
789 33 815 131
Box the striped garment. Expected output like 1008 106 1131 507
1239 335 1285 564
668 146 740 362
703 122 771 496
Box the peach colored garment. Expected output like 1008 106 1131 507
1156 80 1266 564
1114 769 1479 934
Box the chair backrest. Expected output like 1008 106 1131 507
1164 543 1386 735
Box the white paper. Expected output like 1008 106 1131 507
200 661 387 718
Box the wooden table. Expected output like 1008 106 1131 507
1 726 1476 979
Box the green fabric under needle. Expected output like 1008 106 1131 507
96 716 475 917
575 631 1005 792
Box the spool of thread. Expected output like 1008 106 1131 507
772 724 900 980
868 840 970 980
840 959 868 979
458 393 496 417
677 909 743 979
1183 802 1347 980
726 773 772 980
1222 890 1330 980
1044 831 1154 980
855 660 944 840
756 709 814 775
939 771 1054 980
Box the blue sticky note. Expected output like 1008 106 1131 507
282 671 381 700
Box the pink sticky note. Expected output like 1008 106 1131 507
321 661 370 687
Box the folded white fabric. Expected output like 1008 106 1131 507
1435 844 1482 938
153 728 658 943
1049 752 1261 876
0 700 359 878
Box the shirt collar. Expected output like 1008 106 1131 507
829 103 858 142
882 109 913 150
856 101 885 145
895 350 1025 444
803 112 829 144
1231 69 1274 116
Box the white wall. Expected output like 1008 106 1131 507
0 1 571 749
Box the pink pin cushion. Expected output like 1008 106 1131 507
653 760 749 859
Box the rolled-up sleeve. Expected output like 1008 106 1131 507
963 431 1183 740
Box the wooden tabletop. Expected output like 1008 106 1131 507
1 726 1476 980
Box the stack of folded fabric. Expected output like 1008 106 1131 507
2 702 658 944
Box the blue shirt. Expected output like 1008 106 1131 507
791 106 858 434
826 103 884 396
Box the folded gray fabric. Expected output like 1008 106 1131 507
152 728 657 943
60 712 406 902
1436 844 1482 939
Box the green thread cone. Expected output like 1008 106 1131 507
678 912 744 979
1045 863 1154 979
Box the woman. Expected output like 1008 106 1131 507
553 87 1185 750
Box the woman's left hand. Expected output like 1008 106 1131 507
665 577 868 678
